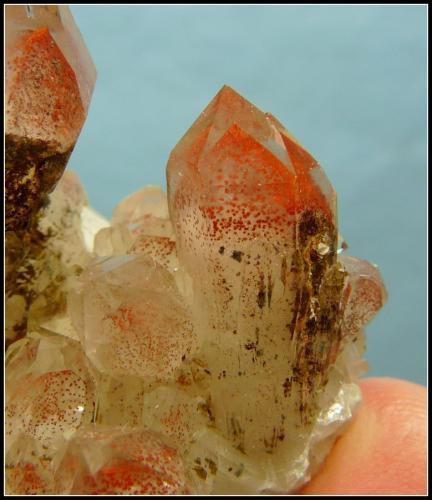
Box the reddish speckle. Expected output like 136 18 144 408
107 306 136 332
62 428 188 495
7 27 85 148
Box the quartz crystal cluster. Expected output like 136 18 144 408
5 5 387 496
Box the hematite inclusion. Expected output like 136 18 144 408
5 7 387 496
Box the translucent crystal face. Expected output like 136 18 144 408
5 80 387 495
5 5 96 231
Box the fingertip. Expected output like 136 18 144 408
300 377 427 495
359 376 426 408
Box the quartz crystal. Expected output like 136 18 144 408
4 10 387 492
5 5 96 232
68 254 194 379
5 330 95 452
54 426 189 494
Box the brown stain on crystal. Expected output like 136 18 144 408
288 209 345 425
5 223 50 348
5 134 73 231
231 250 244 262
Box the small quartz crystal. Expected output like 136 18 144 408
4 7 387 494
54 426 189 494
68 254 194 379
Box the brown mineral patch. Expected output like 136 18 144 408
5 134 73 231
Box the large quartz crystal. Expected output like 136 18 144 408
4 9 387 492
5 5 96 232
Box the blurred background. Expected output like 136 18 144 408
70 5 427 385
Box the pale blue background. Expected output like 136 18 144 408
69 5 427 385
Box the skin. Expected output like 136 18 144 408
300 377 427 495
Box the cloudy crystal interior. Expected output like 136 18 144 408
5 5 387 496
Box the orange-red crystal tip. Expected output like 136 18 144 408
167 85 336 224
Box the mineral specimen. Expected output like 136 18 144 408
5 5 96 231
4 8 387 493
